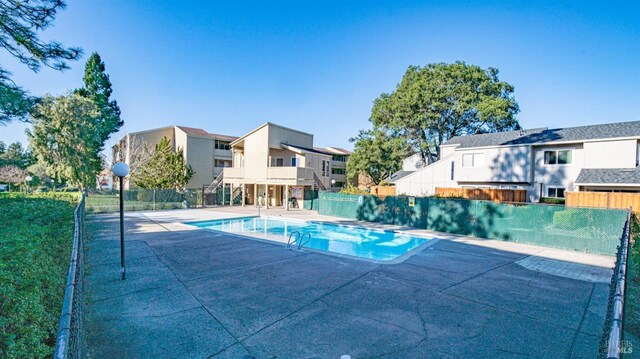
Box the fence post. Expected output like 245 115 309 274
153 189 156 211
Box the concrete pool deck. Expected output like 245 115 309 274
85 207 614 358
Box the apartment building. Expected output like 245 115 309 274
113 125 237 189
223 122 351 208
314 146 352 191
394 120 640 201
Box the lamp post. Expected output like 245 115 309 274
25 175 32 193
331 179 336 192
112 162 130 280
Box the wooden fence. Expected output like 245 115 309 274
566 191 640 213
435 187 527 203
370 185 396 197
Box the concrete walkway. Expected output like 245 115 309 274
84 207 613 358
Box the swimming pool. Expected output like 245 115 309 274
185 216 432 261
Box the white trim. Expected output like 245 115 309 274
541 149 574 167
546 186 566 198
444 135 640 152
393 153 456 182
575 183 640 187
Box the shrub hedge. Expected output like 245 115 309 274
0 193 78 358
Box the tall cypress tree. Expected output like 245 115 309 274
76 52 123 142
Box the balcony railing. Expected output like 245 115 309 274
223 167 244 180
223 166 315 183
267 167 314 181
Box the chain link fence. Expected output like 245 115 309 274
599 212 633 358
317 192 628 256
53 194 86 359
85 187 237 213
85 189 200 213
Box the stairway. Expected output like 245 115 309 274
232 186 243 205
313 173 327 191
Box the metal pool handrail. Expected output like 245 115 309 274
297 233 312 250
287 231 301 249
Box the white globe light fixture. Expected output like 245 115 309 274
112 162 130 280
25 175 33 193
112 162 130 177
331 179 336 192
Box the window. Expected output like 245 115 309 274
270 157 284 167
321 160 330 177
461 153 485 167
332 155 347 162
291 157 297 167
215 140 230 150
450 161 455 180
547 187 565 198
544 150 572 165
214 160 231 168
332 168 346 175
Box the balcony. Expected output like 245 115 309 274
223 167 244 180
223 166 316 184
266 167 314 181
331 160 347 168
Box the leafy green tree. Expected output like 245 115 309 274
346 129 410 185
27 94 103 189
0 0 81 124
132 136 194 189
371 61 520 161
0 141 33 168
75 52 123 141
27 162 54 188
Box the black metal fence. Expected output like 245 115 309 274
85 187 235 213
600 211 633 358
53 194 86 358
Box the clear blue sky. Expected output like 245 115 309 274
1 0 639 151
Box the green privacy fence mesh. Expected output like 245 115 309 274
317 192 628 255
303 190 319 210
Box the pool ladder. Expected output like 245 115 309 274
287 231 311 250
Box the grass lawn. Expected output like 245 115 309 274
0 193 78 359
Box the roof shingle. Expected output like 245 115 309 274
576 168 640 185
445 120 640 149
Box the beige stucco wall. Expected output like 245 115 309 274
226 123 331 188
305 152 331 188
268 148 297 166
117 126 235 189
241 125 270 180
268 125 313 148
122 127 175 189
128 127 175 159
185 135 214 188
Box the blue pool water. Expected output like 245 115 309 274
186 216 430 261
